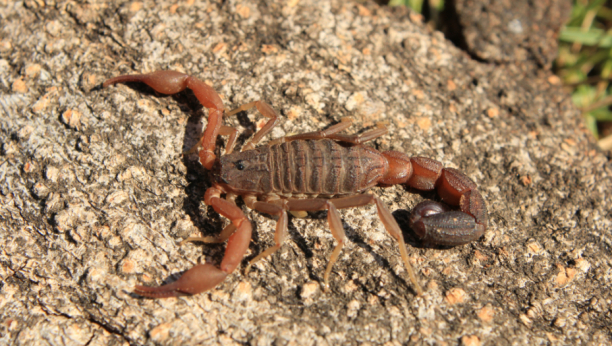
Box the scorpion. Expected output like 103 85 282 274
103 70 487 298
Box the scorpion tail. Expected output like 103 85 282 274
134 263 228 298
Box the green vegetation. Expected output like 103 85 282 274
390 0 612 148
557 0 612 144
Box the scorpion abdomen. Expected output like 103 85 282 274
267 139 387 197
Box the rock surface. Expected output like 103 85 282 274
447 0 572 68
1 0 610 345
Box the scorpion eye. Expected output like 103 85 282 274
235 161 245 170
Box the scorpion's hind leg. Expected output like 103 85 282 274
134 187 253 298
270 119 387 146
286 196 423 294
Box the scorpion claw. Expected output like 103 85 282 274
134 263 228 298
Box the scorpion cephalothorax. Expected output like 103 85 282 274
103 70 487 298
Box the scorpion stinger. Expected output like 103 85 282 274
103 70 487 298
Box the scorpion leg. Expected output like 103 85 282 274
134 186 252 298
269 117 353 145
286 195 424 295
271 119 387 145
184 125 238 156
322 201 346 292
326 123 388 145
104 70 225 170
224 101 280 152
180 223 237 245
243 196 288 275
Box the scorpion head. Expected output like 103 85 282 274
212 148 269 193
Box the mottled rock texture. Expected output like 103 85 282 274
1 0 610 345
447 0 572 68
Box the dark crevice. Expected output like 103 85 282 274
439 0 488 64
85 315 130 344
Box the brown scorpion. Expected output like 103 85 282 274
103 70 487 298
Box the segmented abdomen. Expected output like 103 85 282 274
266 139 386 197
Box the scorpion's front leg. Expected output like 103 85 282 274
134 186 252 298
104 70 225 169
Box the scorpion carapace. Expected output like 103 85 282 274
103 70 487 298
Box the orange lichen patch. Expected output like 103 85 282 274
447 79 457 91
32 93 51 113
555 264 576 287
106 190 128 205
521 175 532 186
261 44 278 54
461 335 480 346
149 322 172 342
338 64 351 72
419 327 432 336
477 305 495 323
474 250 488 262
546 333 559 342
449 102 458 113
487 107 499 118
357 4 371 16
4 319 19 331
410 12 423 23
236 4 250 18
23 161 36 173
169 4 179 13
121 258 136 274
140 273 153 283
212 42 226 54
256 118 267 130
412 89 425 99
548 75 561 85
445 288 467 305
362 47 371 55
564 138 576 146
235 281 252 300
61 109 83 130
287 105 302 120
526 241 542 254
0 40 12 52
287 0 300 7
417 117 432 131
25 64 42 78
12 78 27 93
129 1 143 12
